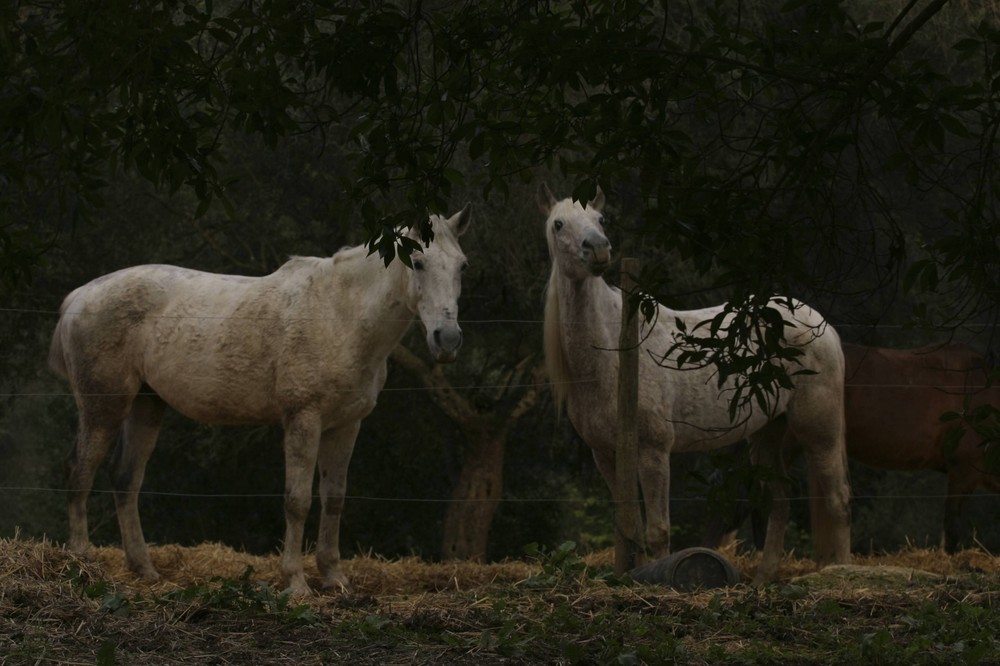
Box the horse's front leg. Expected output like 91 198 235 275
280 410 323 596
594 446 654 558
315 421 361 592
638 446 671 560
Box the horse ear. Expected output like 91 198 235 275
537 183 558 215
588 186 605 212
452 202 472 237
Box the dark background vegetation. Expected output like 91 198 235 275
2 0 1000 564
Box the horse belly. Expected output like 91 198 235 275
149 370 281 425
844 387 948 471
668 390 785 453
139 300 291 423
142 341 282 425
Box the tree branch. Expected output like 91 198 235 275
390 344 475 422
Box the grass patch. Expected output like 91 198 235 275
2 535 999 664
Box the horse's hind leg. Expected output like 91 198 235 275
67 424 117 553
790 410 852 566
942 464 987 553
112 393 166 580
67 397 132 554
750 423 790 583
942 490 968 554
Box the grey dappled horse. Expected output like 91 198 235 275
50 206 471 595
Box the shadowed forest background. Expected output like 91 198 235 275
2 0 1000 565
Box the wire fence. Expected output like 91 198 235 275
3 304 999 511
2 303 997 396
0 485 993 504
4 305 999 329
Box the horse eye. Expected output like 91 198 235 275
553 219 564 231
413 259 425 271
598 215 606 226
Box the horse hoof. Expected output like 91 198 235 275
283 575 314 599
130 563 160 582
321 574 351 594
752 564 779 585
286 584 314 600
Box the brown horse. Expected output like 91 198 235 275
837 342 1000 551
704 342 1000 553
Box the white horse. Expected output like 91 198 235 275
539 184 850 581
49 205 472 595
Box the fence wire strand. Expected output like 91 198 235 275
0 485 990 505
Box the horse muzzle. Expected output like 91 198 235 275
430 325 463 363
583 233 612 276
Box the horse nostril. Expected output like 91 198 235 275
582 239 593 250
433 327 463 352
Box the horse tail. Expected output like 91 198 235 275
543 266 571 416
48 297 72 379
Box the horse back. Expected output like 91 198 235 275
51 264 297 422
51 259 397 427
843 342 986 380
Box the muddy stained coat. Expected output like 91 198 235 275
49 206 472 596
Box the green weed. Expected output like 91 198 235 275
162 566 319 625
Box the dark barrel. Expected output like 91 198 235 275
629 547 741 590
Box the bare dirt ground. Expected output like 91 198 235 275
2 534 999 665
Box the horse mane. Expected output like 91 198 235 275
543 245 572 416
279 255 329 273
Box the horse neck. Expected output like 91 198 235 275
544 266 621 410
320 248 414 354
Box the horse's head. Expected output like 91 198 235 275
537 183 610 280
405 204 472 363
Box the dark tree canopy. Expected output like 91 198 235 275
5 1 999 333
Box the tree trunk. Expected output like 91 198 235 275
440 419 508 561
389 345 543 562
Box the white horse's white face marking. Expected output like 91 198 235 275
538 183 610 280
407 204 471 362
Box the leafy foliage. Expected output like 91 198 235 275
7 0 1000 401
162 566 320 624
521 540 589 589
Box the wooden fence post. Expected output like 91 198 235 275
615 257 643 575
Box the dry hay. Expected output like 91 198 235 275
0 534 546 665
5 533 999 605
83 540 538 599
3 533 1000 664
